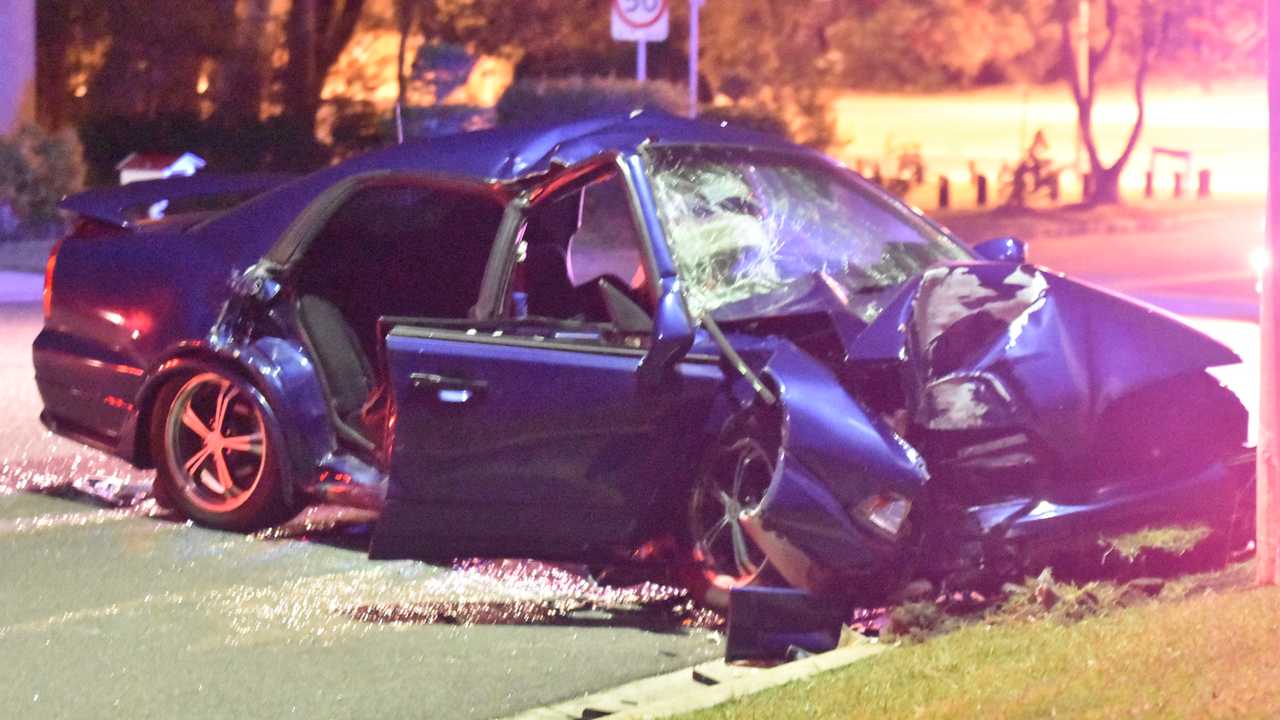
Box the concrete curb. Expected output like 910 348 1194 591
501 641 885 720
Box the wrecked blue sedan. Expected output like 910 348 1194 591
33 112 1251 608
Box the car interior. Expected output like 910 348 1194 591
512 171 655 330
287 181 505 451
284 170 658 457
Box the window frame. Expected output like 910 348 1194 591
477 154 664 329
268 171 510 280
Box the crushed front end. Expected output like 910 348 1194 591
726 262 1252 601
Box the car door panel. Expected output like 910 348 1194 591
375 324 722 559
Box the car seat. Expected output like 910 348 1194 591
523 244 583 320
295 294 376 445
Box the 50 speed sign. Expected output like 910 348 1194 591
611 0 670 42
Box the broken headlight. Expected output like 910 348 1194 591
855 492 912 538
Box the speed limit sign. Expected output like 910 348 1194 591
611 0 670 42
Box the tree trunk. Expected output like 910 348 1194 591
1089 166 1123 204
280 0 365 144
217 0 276 124
395 0 415 108
36 0 71 128
283 0 320 137
1059 0 1157 206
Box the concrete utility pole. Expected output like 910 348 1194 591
0 0 36 134
1259 0 1280 586
1074 0 1089 174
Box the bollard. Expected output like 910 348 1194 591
1174 172 1185 198
976 174 988 206
1145 171 1155 199
871 163 883 187
938 176 950 209
1198 169 1211 198
855 159 865 176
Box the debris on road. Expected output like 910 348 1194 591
67 475 152 508
724 586 846 661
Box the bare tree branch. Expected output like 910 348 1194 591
317 0 365 74
1089 0 1120 87
1108 6 1160 174
1058 5 1086 108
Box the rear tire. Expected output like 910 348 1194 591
150 365 296 532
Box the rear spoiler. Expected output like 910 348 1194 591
58 173 296 229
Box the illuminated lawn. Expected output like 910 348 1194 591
686 566 1280 720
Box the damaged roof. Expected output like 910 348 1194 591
337 109 802 183
199 109 809 254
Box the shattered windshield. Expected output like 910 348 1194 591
643 146 973 321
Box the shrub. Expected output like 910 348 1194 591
496 77 796 145
697 104 791 139
0 125 86 236
324 103 497 161
496 76 687 126
398 105 495 139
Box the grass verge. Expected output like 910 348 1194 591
684 562 1278 719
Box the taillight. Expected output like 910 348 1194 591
43 237 63 322
44 217 127 322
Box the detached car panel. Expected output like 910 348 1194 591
33 111 1252 606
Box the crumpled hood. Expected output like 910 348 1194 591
846 261 1242 467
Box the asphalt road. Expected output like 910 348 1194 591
0 280 723 720
941 200 1265 321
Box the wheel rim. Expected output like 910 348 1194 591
690 436 776 590
164 373 267 513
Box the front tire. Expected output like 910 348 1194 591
681 405 787 609
150 366 295 531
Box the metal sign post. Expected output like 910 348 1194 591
1260 0 1280 586
611 0 670 82
688 0 704 118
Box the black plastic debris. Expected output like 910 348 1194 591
725 585 848 662
66 476 153 508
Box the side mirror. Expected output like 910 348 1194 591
637 279 694 386
973 236 1028 264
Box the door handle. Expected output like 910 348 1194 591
410 373 488 404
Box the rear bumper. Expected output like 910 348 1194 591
39 408 124 458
